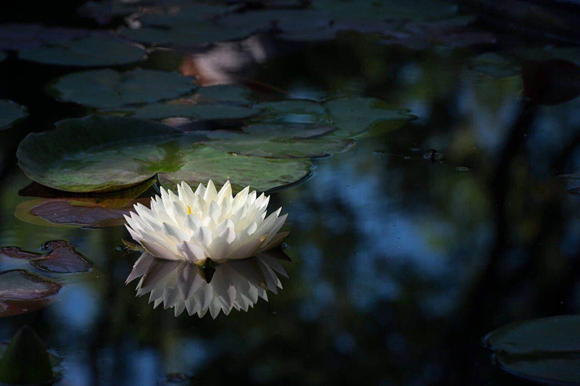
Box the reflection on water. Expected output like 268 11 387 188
127 251 289 318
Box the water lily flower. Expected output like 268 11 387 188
124 180 289 266
126 251 289 318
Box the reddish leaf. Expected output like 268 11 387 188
0 270 61 317
0 247 41 260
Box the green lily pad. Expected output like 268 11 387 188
51 68 197 109
242 123 334 138
0 100 28 130
323 97 416 137
119 22 253 46
206 137 354 158
17 116 313 193
0 326 55 385
18 34 146 67
159 145 313 192
484 315 580 384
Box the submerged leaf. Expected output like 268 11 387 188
0 100 28 130
484 315 580 384
51 68 197 109
0 326 54 385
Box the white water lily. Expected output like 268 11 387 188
124 180 288 265
127 251 289 318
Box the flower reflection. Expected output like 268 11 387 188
126 250 289 318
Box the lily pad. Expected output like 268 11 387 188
17 116 313 193
206 137 354 158
51 68 197 109
119 22 253 46
138 4 240 27
18 34 146 67
0 270 61 317
15 181 153 228
16 197 151 228
484 315 580 384
0 247 40 260
323 97 416 137
257 100 327 124
0 241 93 273
159 145 313 192
0 23 89 51
0 100 28 130
129 103 259 121
31 241 93 274
242 123 334 138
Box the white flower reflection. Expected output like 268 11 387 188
126 249 290 318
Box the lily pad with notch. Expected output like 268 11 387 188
17 116 313 193
18 34 146 67
0 100 28 130
0 270 61 317
50 68 197 109
484 315 580 384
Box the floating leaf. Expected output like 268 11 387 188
0 270 61 317
257 100 327 124
0 326 54 385
323 97 416 137
138 4 240 28
17 116 313 193
15 180 153 228
242 123 334 138
158 145 313 192
0 100 28 130
206 137 354 158
0 247 41 260
119 23 253 46
78 0 139 25
484 315 580 384
30 241 93 274
0 23 89 50
129 103 259 121
18 34 146 67
51 68 197 109
126 84 258 120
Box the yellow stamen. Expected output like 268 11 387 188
187 206 192 215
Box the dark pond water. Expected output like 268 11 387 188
2 1 580 385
